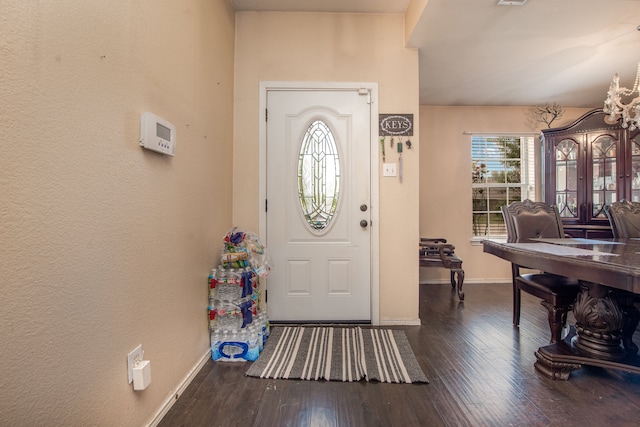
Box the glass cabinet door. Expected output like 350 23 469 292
554 139 579 218
631 134 640 203
590 135 617 219
542 110 634 238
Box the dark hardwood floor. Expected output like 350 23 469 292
158 284 640 426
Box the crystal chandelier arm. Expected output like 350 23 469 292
603 63 640 130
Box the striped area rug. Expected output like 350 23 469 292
245 326 428 384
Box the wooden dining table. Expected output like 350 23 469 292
483 237 640 380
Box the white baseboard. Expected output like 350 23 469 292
148 349 211 427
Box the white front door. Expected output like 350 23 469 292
266 88 372 322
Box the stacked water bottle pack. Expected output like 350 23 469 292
208 228 271 362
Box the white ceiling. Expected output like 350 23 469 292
231 0 640 108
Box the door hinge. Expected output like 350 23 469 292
265 289 268 302
265 108 268 122
265 199 268 212
358 88 372 104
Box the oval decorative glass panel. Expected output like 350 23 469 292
297 120 341 232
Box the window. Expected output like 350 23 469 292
297 120 341 233
471 134 536 238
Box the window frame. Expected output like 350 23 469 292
470 133 537 241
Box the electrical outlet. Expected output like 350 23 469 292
383 163 397 177
127 344 144 384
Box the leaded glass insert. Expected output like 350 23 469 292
632 135 640 202
297 120 340 232
555 139 578 218
591 136 617 218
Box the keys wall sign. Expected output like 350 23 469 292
378 114 413 136
378 114 413 181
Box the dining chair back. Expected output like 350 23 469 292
501 200 580 343
604 199 640 239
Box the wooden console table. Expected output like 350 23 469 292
420 238 464 301
483 238 640 380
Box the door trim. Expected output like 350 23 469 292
258 81 380 325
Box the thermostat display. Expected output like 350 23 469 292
156 122 171 141
140 112 176 156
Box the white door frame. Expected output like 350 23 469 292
258 81 380 325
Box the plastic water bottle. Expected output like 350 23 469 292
216 269 228 300
208 307 216 330
259 311 270 340
211 329 222 361
227 269 242 300
208 288 215 306
255 323 264 352
218 330 237 361
225 269 235 299
245 325 260 361
218 330 232 361
215 330 231 361
227 330 248 361
255 312 263 344
215 301 243 330
208 268 217 299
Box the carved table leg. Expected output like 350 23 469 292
450 268 465 301
571 282 627 362
541 300 571 344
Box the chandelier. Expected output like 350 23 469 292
604 63 640 130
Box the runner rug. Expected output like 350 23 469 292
245 326 428 384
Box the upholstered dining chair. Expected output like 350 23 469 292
501 200 581 343
604 199 640 238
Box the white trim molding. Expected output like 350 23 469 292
258 81 380 325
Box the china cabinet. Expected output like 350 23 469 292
542 109 640 238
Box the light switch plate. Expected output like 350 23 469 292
383 163 397 177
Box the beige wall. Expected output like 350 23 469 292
1 0 593 423
419 106 592 284
405 0 428 45
0 1 235 425
233 12 421 324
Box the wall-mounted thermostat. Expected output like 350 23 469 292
140 112 176 156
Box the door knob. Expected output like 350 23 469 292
360 220 368 228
